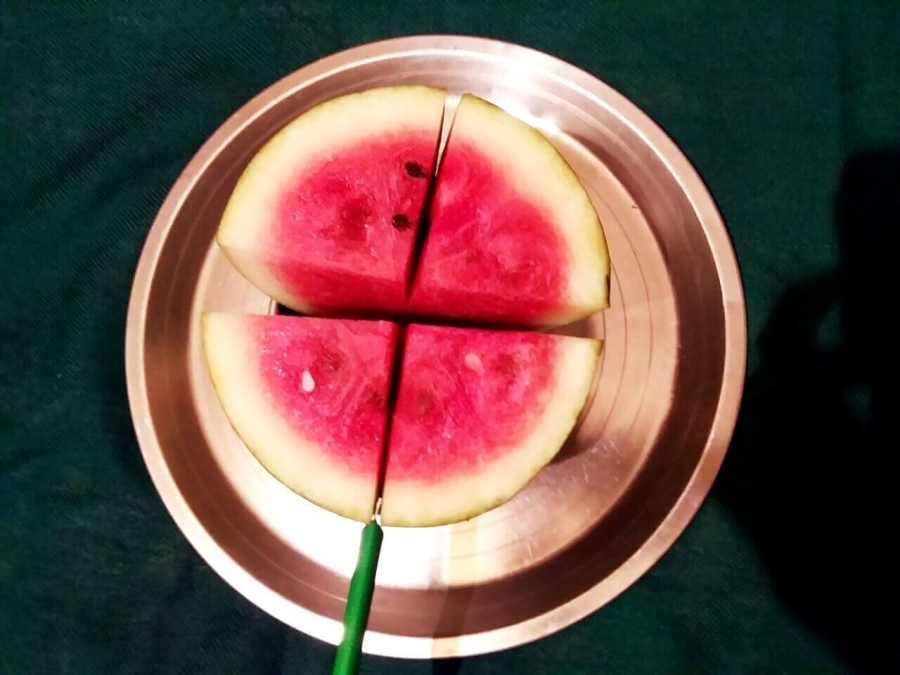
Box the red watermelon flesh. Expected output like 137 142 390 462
380 323 601 527
266 133 439 314
410 140 567 322
201 313 399 522
408 93 610 327
217 86 445 316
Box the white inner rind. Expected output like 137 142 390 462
380 336 602 527
221 248 316 313
216 85 447 311
446 94 611 325
201 313 378 523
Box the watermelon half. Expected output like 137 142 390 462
200 313 399 522
407 93 611 327
380 324 601 527
216 85 445 316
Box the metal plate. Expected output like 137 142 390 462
125 35 747 659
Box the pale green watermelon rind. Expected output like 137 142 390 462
215 85 448 313
380 336 603 528
449 94 611 326
199 312 381 523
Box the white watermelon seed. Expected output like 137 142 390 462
301 370 316 392
464 352 483 373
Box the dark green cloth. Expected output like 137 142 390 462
2 2 898 673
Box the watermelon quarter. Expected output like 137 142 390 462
408 93 611 327
200 313 399 522
216 85 445 316
380 324 601 527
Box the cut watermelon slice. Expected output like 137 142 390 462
380 324 601 527
408 93 610 327
216 85 445 316
200 313 399 522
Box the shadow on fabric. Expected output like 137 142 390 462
715 150 900 672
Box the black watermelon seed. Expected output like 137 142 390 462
404 161 427 178
391 214 411 230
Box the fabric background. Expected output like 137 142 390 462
2 2 898 673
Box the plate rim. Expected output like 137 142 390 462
124 33 748 659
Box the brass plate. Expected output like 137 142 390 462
124 35 746 659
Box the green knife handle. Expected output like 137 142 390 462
331 520 383 675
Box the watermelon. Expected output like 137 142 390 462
200 313 399 522
203 87 611 528
380 324 601 527
216 85 445 316
408 93 611 327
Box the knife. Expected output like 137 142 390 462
331 496 384 675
